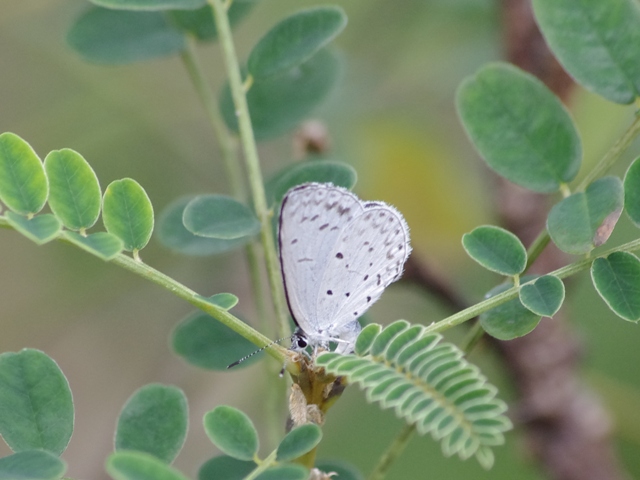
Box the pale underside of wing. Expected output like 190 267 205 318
279 183 412 343
317 203 411 331
279 183 363 334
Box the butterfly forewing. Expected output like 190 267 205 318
279 184 363 334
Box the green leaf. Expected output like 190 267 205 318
0 450 66 480
519 275 565 317
624 156 640 227
182 195 260 240
276 424 323 462
44 149 101 231
547 176 623 255
591 252 640 322
255 465 309 480
317 322 512 469
89 0 206 11
5 212 62 245
315 460 364 480
462 225 527 276
203 406 258 461
370 320 409 357
0 349 74 456
64 231 124 260
115 384 188 464
532 0 640 104
198 456 254 480
265 160 357 206
200 293 238 310
354 324 382 356
456 63 581 193
0 132 48 215
221 48 341 140
67 7 185 65
172 311 263 370
157 196 252 256
106 451 189 480
248 6 347 80
480 282 541 340
103 178 154 252
170 1 256 42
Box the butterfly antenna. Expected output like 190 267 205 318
227 336 291 369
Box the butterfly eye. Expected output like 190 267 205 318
296 337 308 349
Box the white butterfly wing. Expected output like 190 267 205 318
279 183 364 336
317 202 411 332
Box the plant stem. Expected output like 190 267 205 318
244 450 278 480
180 37 245 199
181 32 283 444
368 424 416 480
208 0 291 341
576 112 640 191
108 250 287 364
423 237 640 335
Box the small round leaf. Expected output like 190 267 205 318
182 195 260 240
203 406 258 461
519 275 565 317
106 451 189 480
5 212 61 245
64 231 124 260
0 132 48 215
220 48 341 140
591 252 640 322
265 160 357 205
0 450 66 480
248 6 347 80
462 225 527 276
276 424 323 462
547 176 623 255
115 384 188 464
0 349 74 456
172 311 263 370
89 0 206 11
198 456 254 480
157 196 252 256
200 293 238 310
456 63 581 193
68 7 186 64
45 148 101 231
255 465 309 480
624 156 640 227
532 0 640 104
354 324 382 356
480 282 541 340
103 178 154 252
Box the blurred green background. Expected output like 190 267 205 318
1 1 639 478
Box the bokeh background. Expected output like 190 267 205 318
1 1 639 478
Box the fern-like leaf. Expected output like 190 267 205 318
316 320 512 469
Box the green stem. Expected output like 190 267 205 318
208 0 291 341
108 251 286 363
576 112 640 192
181 34 284 440
423 237 640 335
460 320 485 353
368 424 416 480
180 37 245 199
244 450 278 480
